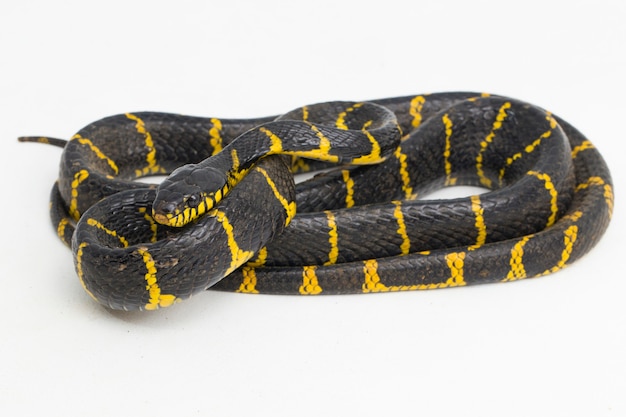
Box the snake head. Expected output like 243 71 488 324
152 164 228 227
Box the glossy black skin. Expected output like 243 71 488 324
73 156 294 310
152 101 402 226
34 92 613 310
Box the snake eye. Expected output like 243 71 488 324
186 194 200 208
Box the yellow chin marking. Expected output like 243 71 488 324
157 208 196 227
153 211 175 226
153 195 216 227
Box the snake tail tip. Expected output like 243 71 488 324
17 136 68 148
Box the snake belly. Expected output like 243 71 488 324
23 92 613 311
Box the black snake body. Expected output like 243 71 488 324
20 92 614 311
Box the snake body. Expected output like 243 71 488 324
20 92 614 311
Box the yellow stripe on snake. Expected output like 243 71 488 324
19 93 613 311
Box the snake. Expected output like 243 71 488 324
19 92 614 311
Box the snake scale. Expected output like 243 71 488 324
19 92 614 311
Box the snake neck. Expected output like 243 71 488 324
151 105 400 228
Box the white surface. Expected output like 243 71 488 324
1 1 624 416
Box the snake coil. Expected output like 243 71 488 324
20 92 613 311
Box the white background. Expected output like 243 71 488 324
1 1 624 416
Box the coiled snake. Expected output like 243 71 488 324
20 92 614 311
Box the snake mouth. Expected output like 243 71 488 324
153 212 173 226
152 206 205 227
152 199 176 225
152 197 189 226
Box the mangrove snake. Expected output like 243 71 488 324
19 92 614 311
